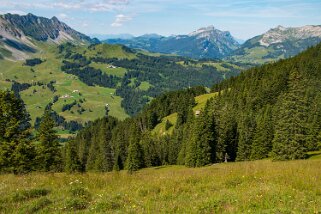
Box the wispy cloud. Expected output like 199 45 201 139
1 10 27 15
58 13 68 19
0 0 320 38
111 14 132 27
206 7 298 19
0 0 130 12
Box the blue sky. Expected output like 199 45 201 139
0 0 321 39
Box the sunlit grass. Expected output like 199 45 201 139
0 159 320 213
0 43 129 125
152 92 218 135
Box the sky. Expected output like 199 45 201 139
0 0 321 40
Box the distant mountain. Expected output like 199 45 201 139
90 34 134 41
0 13 95 60
230 25 321 63
235 38 246 44
105 26 240 59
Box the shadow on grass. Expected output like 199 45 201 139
307 151 321 159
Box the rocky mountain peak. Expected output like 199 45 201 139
189 25 217 37
0 13 95 60
260 25 321 47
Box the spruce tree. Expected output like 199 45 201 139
141 133 161 167
250 105 274 160
306 94 321 151
37 110 62 171
64 140 82 173
272 69 308 160
126 140 143 173
0 90 35 174
96 118 115 172
236 111 256 161
212 97 238 162
126 124 143 173
185 102 216 167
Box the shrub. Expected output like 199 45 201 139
11 188 50 202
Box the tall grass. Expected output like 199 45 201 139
0 159 320 213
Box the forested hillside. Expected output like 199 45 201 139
0 41 245 137
59 43 244 116
61 43 321 172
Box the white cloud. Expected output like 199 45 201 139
52 2 81 10
1 10 27 15
58 13 68 19
0 0 130 12
111 14 132 27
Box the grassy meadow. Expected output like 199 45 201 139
0 43 129 125
0 158 320 213
153 92 218 135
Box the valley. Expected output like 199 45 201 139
0 9 321 213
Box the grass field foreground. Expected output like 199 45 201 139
0 159 320 213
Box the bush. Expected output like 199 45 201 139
65 198 88 210
23 197 52 213
69 187 91 200
25 58 43 66
11 188 50 202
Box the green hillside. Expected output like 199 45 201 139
0 43 129 125
153 92 218 135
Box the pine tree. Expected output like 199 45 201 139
185 102 216 167
272 69 308 160
306 94 321 151
214 97 238 162
126 140 143 173
0 90 35 174
250 105 274 160
126 124 143 173
96 118 116 172
236 111 256 161
37 110 62 171
141 133 161 167
64 140 82 173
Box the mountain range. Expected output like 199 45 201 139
105 25 321 63
1 13 321 64
105 26 240 59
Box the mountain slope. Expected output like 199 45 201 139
67 42 321 176
0 13 95 60
105 26 240 59
230 25 321 63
